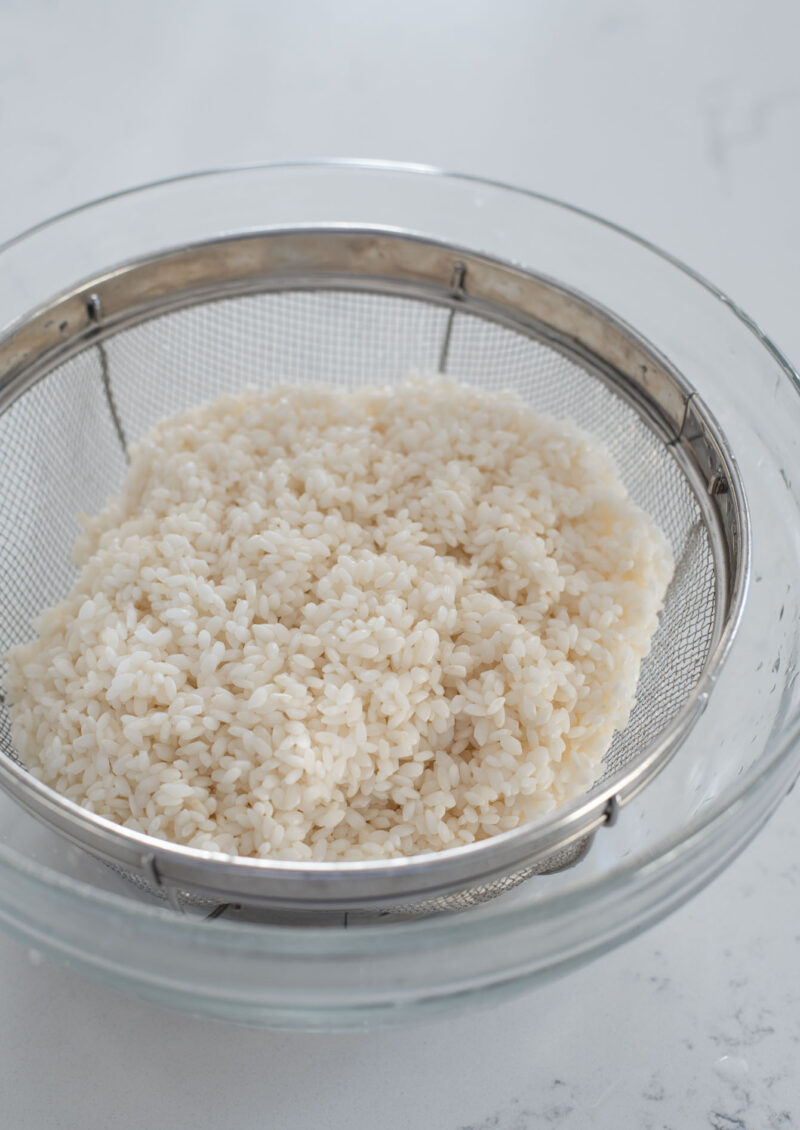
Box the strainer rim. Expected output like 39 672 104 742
0 222 748 903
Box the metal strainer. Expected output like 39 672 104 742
0 229 748 921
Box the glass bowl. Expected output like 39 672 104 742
0 161 798 1030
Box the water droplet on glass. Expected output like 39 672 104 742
713 1055 749 1084
27 948 44 967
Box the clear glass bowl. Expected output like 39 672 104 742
0 161 799 1030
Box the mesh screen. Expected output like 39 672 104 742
0 287 716 907
0 351 129 767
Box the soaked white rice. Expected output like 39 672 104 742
4 375 673 861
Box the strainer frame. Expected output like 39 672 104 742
0 227 750 911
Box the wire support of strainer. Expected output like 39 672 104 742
0 228 750 917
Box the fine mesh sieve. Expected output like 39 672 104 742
0 229 748 921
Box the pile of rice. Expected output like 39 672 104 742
5 375 673 861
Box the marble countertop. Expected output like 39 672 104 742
2 1 799 1126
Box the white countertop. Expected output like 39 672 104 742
2 1 800 1126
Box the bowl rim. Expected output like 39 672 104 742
0 158 798 951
